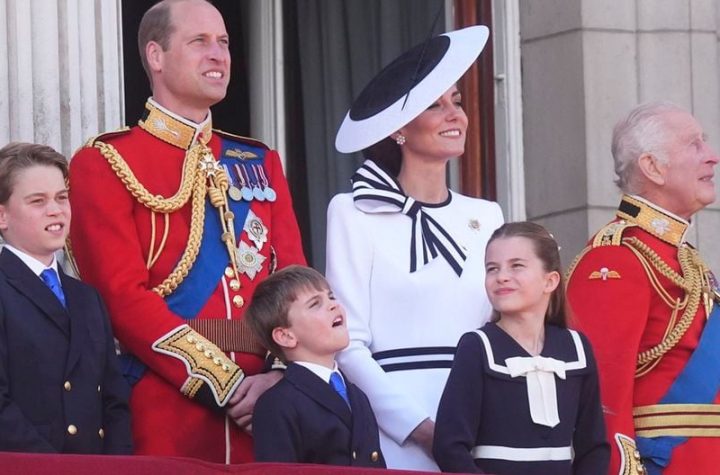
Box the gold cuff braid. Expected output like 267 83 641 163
615 433 646 475
153 325 244 407
181 376 204 399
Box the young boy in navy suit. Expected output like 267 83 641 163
246 265 385 467
0 142 132 454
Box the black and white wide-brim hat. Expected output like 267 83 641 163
335 25 489 154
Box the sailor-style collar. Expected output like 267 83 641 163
476 325 587 428
616 194 689 246
139 98 213 150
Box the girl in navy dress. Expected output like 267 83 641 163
434 222 609 474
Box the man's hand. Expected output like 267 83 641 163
408 418 435 456
226 371 283 433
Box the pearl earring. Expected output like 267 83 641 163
395 134 406 145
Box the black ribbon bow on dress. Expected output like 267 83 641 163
351 160 466 276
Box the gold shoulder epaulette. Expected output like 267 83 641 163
591 221 636 248
82 127 131 148
213 128 270 150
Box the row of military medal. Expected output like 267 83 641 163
222 162 277 202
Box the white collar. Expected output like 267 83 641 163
3 244 59 277
294 361 342 384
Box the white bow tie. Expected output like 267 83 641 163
505 356 567 428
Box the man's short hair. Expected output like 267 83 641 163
245 265 329 362
0 142 68 204
612 101 686 193
137 0 212 83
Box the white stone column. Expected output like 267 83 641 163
0 0 124 158
519 0 720 273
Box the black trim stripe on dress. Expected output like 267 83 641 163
372 346 456 372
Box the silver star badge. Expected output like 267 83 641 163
236 241 266 280
244 211 268 251
198 150 221 177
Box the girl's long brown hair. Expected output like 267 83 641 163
487 222 568 328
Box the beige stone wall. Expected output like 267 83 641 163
519 0 720 274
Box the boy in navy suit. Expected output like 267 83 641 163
0 142 132 454
246 265 385 467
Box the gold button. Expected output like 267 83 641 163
229 279 240 291
352 451 357 460
67 424 78 435
98 428 105 439
371 451 379 462
232 295 244 308
633 450 641 460
224 267 234 278
63 381 72 391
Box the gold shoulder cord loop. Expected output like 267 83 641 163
94 141 200 213
94 141 239 297
624 237 705 376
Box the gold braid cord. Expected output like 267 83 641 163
623 237 708 376
153 176 206 296
94 141 199 212
94 141 238 297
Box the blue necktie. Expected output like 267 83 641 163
329 372 350 405
40 268 66 308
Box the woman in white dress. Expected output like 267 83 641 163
326 25 504 471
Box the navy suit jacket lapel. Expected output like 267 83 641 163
0 249 70 336
60 268 87 375
285 363 352 429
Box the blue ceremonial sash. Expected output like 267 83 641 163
165 138 263 317
637 304 720 474
120 138 265 385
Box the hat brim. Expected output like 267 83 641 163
335 25 490 154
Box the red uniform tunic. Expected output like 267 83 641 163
68 101 306 463
567 194 719 475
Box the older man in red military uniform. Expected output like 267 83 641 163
68 0 305 463
567 102 720 474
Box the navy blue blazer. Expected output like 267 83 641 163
253 362 385 468
0 249 132 454
434 323 609 475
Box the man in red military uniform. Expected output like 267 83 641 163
68 0 305 463
567 102 720 474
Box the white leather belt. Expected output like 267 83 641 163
471 445 573 461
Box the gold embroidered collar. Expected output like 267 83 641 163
616 194 689 246
138 98 213 149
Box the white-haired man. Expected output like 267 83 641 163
567 102 719 474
